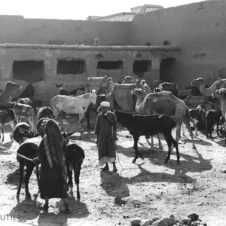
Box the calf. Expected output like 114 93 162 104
115 111 179 164
206 109 222 139
0 108 17 141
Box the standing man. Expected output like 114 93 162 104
95 101 117 172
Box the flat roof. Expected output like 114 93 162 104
0 43 180 52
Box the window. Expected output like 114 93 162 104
13 60 44 83
133 60 152 77
57 59 86 74
97 61 123 70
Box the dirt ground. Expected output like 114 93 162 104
0 115 226 226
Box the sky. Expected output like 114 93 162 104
0 0 204 20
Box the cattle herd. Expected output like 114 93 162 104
0 75 226 216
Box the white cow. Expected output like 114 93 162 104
50 91 97 130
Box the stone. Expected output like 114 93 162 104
191 221 200 226
181 218 192 225
152 216 175 226
168 215 176 226
152 217 161 223
141 219 152 226
152 215 176 226
131 218 141 226
187 213 199 222
197 202 204 206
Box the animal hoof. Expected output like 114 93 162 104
42 204 48 212
113 167 118 172
132 159 136 163
177 161 180 165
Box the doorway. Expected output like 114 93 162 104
160 58 176 82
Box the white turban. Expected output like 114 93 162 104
100 101 110 108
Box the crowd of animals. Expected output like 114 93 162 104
0 75 226 217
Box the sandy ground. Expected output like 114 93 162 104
0 115 226 226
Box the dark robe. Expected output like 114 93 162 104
94 110 117 166
38 120 68 199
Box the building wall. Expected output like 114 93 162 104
0 16 129 45
130 0 226 88
2 1 226 90
0 46 163 103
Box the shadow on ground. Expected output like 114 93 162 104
116 142 212 184
10 199 40 222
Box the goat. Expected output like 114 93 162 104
13 122 34 144
16 141 39 200
206 109 222 139
36 106 54 121
17 97 32 106
14 120 84 202
10 102 35 132
115 111 179 164
12 122 39 200
189 105 206 137
64 141 85 200
0 108 17 142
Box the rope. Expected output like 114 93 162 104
16 153 40 189
16 153 36 163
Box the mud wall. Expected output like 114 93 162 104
0 46 161 103
0 16 129 45
130 0 226 88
